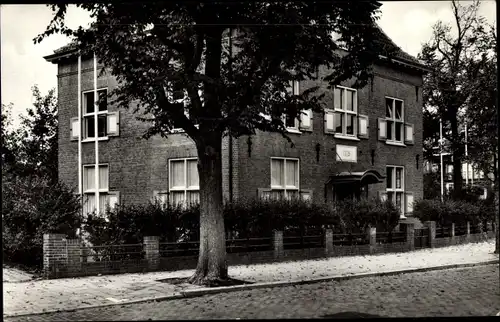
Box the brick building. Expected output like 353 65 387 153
45 26 429 221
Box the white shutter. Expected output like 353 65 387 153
378 118 387 141
404 123 414 145
258 188 272 200
358 114 369 139
378 191 388 202
107 111 120 137
70 117 80 141
300 189 313 201
405 192 414 215
324 109 335 134
108 191 120 210
299 109 313 131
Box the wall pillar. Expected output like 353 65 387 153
400 223 415 251
423 221 436 248
143 236 160 270
43 234 68 279
66 239 82 276
325 229 333 256
273 230 284 259
367 227 376 254
451 223 455 244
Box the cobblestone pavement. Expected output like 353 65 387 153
6 265 499 320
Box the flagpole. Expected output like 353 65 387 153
440 118 444 201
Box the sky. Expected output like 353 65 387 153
1 2 497 129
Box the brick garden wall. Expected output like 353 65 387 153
43 221 495 279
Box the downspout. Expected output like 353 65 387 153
77 53 83 235
94 52 100 216
228 28 233 203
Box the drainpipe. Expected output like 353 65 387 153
78 53 82 206
228 28 233 203
94 53 100 216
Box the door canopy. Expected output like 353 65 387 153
327 170 386 185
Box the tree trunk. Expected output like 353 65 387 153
495 186 499 254
188 133 228 285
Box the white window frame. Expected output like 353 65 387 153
282 81 301 133
334 86 358 138
270 157 300 199
169 86 202 134
385 96 405 145
82 88 109 142
82 164 110 215
168 157 200 206
386 165 405 218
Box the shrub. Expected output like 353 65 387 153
413 197 494 228
2 176 82 268
81 197 400 245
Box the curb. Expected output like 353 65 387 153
4 259 498 318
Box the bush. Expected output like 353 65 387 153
413 197 495 227
81 197 401 245
2 176 82 268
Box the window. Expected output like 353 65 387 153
333 86 357 136
283 81 300 132
270 158 299 199
386 166 404 217
82 164 118 215
169 158 200 206
385 97 404 143
83 89 108 139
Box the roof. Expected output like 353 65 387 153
328 170 386 185
44 19 429 72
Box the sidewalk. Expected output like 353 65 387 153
4 240 499 317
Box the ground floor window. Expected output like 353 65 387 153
169 158 200 206
386 165 404 216
270 157 299 199
82 164 119 215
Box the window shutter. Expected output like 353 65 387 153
405 192 414 215
299 109 313 131
378 118 387 141
107 112 120 137
358 114 369 139
70 117 80 141
108 191 120 210
404 123 414 145
258 188 272 200
378 190 388 202
300 189 313 201
324 109 335 134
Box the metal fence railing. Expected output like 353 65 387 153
82 244 145 262
376 231 406 244
332 233 369 246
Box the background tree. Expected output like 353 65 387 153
463 25 498 253
36 1 395 285
2 86 80 269
419 0 489 196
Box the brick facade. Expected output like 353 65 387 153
51 48 425 214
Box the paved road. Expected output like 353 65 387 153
7 265 500 320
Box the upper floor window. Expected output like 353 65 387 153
283 81 300 132
334 86 357 136
385 97 404 143
169 158 200 206
83 89 108 139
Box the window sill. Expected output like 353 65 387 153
386 141 406 147
334 134 360 142
399 215 407 219
82 137 109 143
286 128 302 134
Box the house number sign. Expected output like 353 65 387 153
336 145 357 163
